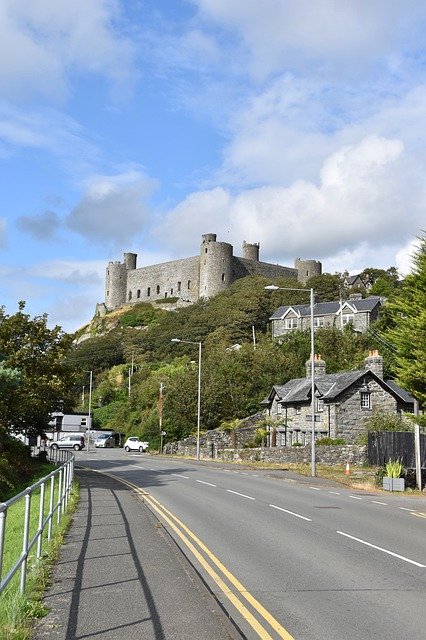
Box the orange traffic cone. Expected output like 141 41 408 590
345 462 350 475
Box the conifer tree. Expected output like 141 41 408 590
384 236 426 405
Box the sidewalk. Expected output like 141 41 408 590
32 469 239 640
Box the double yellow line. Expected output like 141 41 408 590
111 473 294 640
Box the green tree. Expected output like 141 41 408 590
383 237 426 405
0 302 75 447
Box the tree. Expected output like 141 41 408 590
0 302 75 446
383 237 426 405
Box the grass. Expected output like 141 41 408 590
0 481 79 640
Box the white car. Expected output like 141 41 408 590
124 437 149 453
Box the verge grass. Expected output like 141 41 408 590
0 481 79 640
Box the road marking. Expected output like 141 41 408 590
398 507 413 511
349 495 362 500
371 501 388 505
337 531 426 567
329 491 340 495
196 480 217 487
412 512 426 519
106 473 294 639
309 486 321 491
227 490 255 500
172 473 190 479
270 504 312 522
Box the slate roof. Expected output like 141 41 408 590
265 370 415 406
269 296 382 320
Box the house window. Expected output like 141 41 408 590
314 317 324 328
285 318 297 329
147 287 151 297
317 399 324 412
296 405 301 415
342 314 354 325
277 403 282 415
360 392 371 409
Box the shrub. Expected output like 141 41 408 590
316 437 346 445
385 459 404 478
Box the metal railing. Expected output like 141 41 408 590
0 450 74 595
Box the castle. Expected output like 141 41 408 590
100 233 322 312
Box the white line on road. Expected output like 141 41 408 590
329 491 341 495
172 473 190 479
227 490 255 500
372 500 388 505
349 495 362 500
398 507 413 511
337 531 426 567
309 487 321 491
196 480 217 487
270 504 312 521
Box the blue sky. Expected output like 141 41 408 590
1 0 425 332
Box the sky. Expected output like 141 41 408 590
1 0 425 332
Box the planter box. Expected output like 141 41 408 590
383 477 405 492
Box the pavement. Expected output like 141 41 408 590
32 468 239 640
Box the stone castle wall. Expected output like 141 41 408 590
104 233 322 311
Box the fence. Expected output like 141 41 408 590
368 431 426 468
0 449 74 596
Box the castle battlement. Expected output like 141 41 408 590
103 233 321 311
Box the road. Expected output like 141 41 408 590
77 449 426 640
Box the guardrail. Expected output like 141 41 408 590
0 450 74 596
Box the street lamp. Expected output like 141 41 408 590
171 338 202 461
84 371 93 452
265 285 316 476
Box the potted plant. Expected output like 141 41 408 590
383 459 405 492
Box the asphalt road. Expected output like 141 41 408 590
78 449 426 640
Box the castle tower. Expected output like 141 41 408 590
199 233 233 298
295 258 322 284
105 253 137 310
242 240 260 262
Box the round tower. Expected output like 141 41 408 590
295 258 322 284
199 234 233 298
242 240 260 262
105 261 127 310
124 252 137 271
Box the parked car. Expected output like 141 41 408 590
50 435 85 451
95 433 115 448
124 437 149 453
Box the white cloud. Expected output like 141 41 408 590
0 0 136 102
193 0 426 79
159 135 424 270
395 237 423 276
66 170 158 245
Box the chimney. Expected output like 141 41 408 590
306 354 326 378
364 350 384 379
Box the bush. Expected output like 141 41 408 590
364 410 411 433
316 437 346 445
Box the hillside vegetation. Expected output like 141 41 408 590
67 273 384 448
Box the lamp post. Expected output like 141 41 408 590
265 285 316 476
84 371 93 453
171 338 202 461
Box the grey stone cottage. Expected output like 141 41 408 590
270 295 382 339
263 351 415 445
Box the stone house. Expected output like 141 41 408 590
263 351 415 445
270 295 382 339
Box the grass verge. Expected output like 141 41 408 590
0 481 79 640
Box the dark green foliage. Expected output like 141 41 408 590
306 273 342 302
0 436 54 500
316 437 346 445
380 236 426 405
65 331 125 377
0 302 75 442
